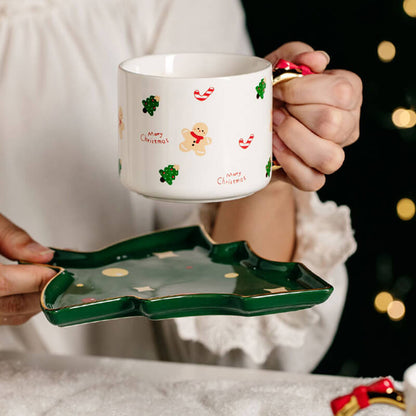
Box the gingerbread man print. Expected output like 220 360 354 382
179 122 212 156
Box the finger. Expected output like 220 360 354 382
1 313 37 326
266 42 329 74
326 69 363 98
265 41 314 64
0 214 54 263
273 133 326 192
273 72 361 110
285 103 359 146
274 110 345 175
289 50 330 74
0 292 42 316
0 264 56 296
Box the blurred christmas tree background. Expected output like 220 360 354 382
241 0 416 379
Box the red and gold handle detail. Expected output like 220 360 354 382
272 59 314 85
330 378 405 416
271 59 315 172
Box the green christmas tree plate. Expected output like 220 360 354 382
39 225 333 326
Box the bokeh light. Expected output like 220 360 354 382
403 0 416 17
377 41 396 62
396 198 416 221
387 300 406 321
392 108 416 128
374 291 394 313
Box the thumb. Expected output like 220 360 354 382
265 41 330 73
0 214 54 263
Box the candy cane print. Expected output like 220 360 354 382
239 134 254 149
194 87 214 101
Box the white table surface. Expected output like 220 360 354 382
0 350 404 416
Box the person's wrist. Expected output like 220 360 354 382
264 175 294 198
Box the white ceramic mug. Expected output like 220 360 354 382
118 53 308 203
405 364 416 415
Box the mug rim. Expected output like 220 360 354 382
119 52 271 80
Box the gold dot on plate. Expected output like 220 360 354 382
82 297 96 303
153 251 178 259
75 283 84 288
264 287 288 294
133 286 154 292
102 267 129 277
224 272 239 278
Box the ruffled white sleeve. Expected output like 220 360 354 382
168 190 357 372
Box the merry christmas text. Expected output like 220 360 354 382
140 131 169 144
217 171 247 185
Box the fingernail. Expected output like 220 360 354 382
26 242 55 256
43 267 57 279
317 50 330 64
273 109 286 127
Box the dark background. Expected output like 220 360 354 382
241 0 416 379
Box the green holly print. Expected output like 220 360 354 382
142 95 160 116
118 158 122 175
159 164 179 185
256 78 266 99
265 157 272 177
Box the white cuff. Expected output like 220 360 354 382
173 191 356 365
292 189 357 277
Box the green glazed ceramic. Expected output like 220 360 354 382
39 225 333 326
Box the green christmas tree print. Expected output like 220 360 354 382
142 95 160 116
159 164 179 185
256 78 266 99
265 157 272 177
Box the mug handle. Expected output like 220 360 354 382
271 59 315 172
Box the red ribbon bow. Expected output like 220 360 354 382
331 378 395 415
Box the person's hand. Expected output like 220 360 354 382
0 214 56 325
267 42 362 191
